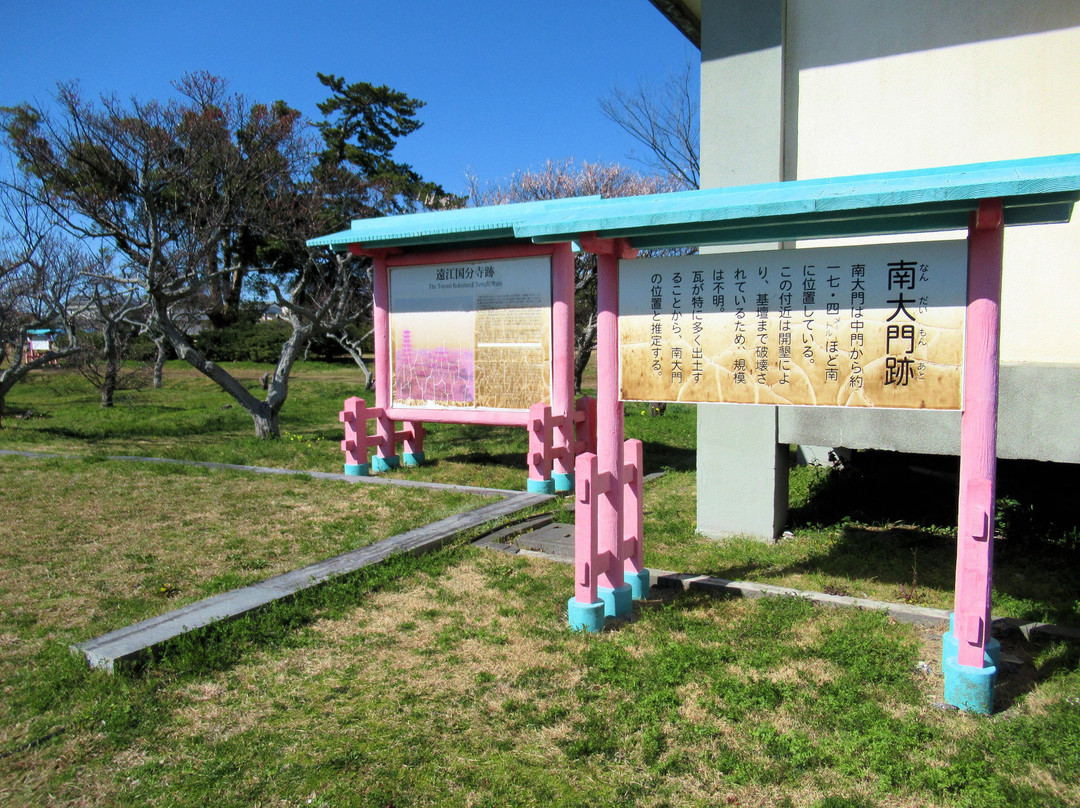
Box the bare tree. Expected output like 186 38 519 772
2 75 366 437
601 61 700 190
0 189 87 425
469 159 679 391
70 251 150 407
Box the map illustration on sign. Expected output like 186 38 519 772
395 322 475 404
390 256 552 411
619 240 968 410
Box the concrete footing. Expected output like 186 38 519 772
344 463 369 476
599 583 633 618
943 657 998 714
527 477 556 494
552 472 574 492
942 613 1001 714
371 454 400 472
567 598 606 632
626 569 651 600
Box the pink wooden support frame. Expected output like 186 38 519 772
342 242 582 486
622 438 645 578
528 402 554 488
369 250 399 467
338 396 425 474
567 236 645 623
953 198 1004 668
594 241 625 594
574 451 603 606
339 396 367 471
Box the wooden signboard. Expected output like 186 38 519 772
619 240 968 409
389 255 553 411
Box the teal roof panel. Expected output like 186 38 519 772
307 154 1080 252
306 195 601 250
518 153 1080 248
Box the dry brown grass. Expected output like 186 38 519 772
1 456 480 643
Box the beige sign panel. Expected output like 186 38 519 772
390 256 552 411
619 241 968 410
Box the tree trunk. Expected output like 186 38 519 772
100 326 119 407
574 312 597 393
153 337 167 388
100 366 117 407
151 299 311 440
574 346 592 394
252 406 279 439
330 330 374 390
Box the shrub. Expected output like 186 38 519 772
193 321 293 363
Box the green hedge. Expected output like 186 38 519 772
193 321 294 363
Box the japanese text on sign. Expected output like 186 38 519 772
389 256 552 411
618 241 967 409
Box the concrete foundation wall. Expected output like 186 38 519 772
777 363 1080 464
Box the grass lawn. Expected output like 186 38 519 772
1 363 1078 807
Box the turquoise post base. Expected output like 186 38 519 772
943 657 997 714
568 598 606 632
371 454 400 473
343 463 369 477
553 472 575 493
599 584 633 618
942 614 1001 669
402 451 425 467
626 569 651 600
942 613 1000 714
527 477 556 494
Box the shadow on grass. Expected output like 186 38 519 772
640 440 695 474
994 634 1080 712
441 451 529 471
775 450 1080 625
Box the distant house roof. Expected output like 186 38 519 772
308 153 1080 254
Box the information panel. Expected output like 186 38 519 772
390 256 552 411
619 240 968 409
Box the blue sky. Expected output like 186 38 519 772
1 0 698 197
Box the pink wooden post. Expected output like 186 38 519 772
567 451 606 631
593 240 632 618
575 395 597 455
551 242 577 491
370 251 400 472
622 438 649 599
944 198 1004 714
527 402 554 493
339 396 369 475
402 420 425 466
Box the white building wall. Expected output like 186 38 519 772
785 1 1080 363
695 0 1080 538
